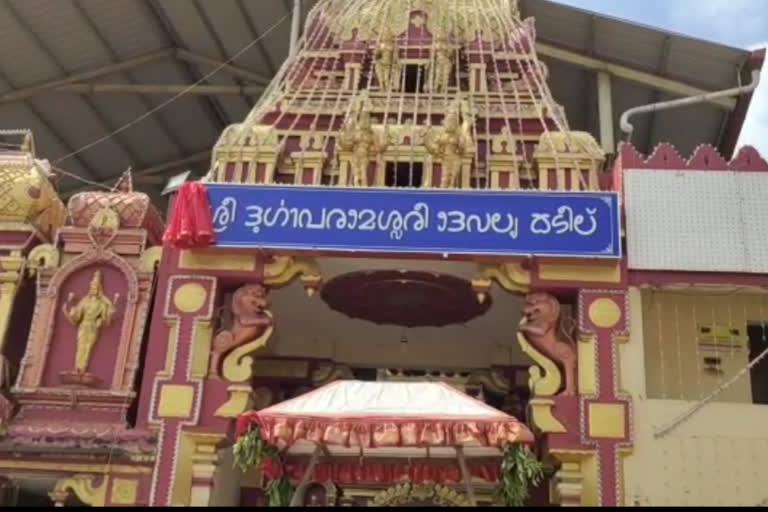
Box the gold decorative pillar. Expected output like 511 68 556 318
469 63 487 93
0 252 24 353
344 63 362 91
489 133 522 189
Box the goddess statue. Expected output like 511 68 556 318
425 100 473 188
62 271 119 374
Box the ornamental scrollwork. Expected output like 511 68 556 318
517 292 577 397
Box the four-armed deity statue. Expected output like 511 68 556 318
62 270 119 377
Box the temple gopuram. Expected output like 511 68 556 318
0 0 765 507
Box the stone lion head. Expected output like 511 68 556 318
231 284 269 322
523 292 561 325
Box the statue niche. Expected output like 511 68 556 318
517 292 577 396
209 284 273 379
60 270 120 386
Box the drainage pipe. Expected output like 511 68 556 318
619 69 761 143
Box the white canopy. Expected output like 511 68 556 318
237 380 534 459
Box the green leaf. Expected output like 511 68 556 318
496 444 545 507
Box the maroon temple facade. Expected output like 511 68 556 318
0 0 765 507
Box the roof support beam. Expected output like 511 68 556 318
0 49 271 106
238 0 279 77
190 0 254 111
536 42 737 110
70 0 187 157
2 0 140 168
174 50 272 86
145 0 230 130
0 49 174 105
597 71 615 154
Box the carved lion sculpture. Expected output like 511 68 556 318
209 284 272 378
518 292 577 396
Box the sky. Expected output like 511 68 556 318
550 0 768 157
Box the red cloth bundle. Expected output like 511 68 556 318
162 182 215 248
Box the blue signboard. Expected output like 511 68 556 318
208 184 621 258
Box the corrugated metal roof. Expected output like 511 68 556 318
0 0 758 198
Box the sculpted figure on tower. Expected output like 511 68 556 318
430 43 453 94
62 270 119 374
375 36 399 92
338 103 390 187
426 100 473 188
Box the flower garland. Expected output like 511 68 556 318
495 444 545 507
233 425 295 507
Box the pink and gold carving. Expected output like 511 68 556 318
209 284 273 380
11 189 158 442
67 172 164 245
574 290 632 507
518 292 577 396
26 244 60 276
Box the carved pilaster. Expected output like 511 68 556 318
550 460 583 507
189 434 225 507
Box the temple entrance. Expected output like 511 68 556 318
233 256 561 507
259 257 531 380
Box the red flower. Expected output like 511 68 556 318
261 456 284 480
